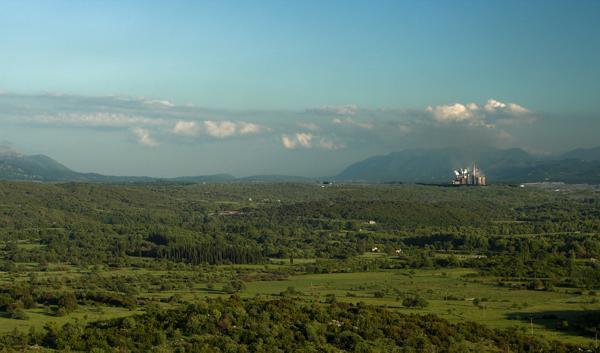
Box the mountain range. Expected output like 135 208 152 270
336 147 600 184
1 145 599 184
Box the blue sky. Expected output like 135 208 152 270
1 0 599 177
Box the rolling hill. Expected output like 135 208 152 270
0 147 311 183
0 150 82 181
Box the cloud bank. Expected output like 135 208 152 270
426 99 532 127
0 93 540 153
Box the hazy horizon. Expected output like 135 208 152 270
1 1 599 177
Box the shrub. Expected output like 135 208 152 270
7 301 28 320
402 295 428 308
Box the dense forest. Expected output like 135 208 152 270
1 182 598 285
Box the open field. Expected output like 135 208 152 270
2 264 597 345
244 268 599 345
0 305 140 335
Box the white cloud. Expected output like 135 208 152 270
466 102 479 111
316 137 345 150
171 120 200 136
204 120 237 138
238 122 261 135
132 127 159 147
296 132 313 147
507 103 530 114
426 103 479 123
33 113 266 141
426 99 532 127
143 99 175 108
281 133 312 149
332 117 373 129
31 113 169 128
281 133 344 150
203 120 262 138
281 135 296 149
0 93 542 154
483 99 506 112
484 99 529 115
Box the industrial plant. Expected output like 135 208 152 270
452 163 486 186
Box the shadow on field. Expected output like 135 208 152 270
506 310 600 338
198 287 227 294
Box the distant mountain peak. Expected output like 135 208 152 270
0 151 78 181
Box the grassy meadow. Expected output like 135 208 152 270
2 257 597 346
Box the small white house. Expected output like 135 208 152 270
368 220 376 225
371 247 379 252
395 249 402 254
